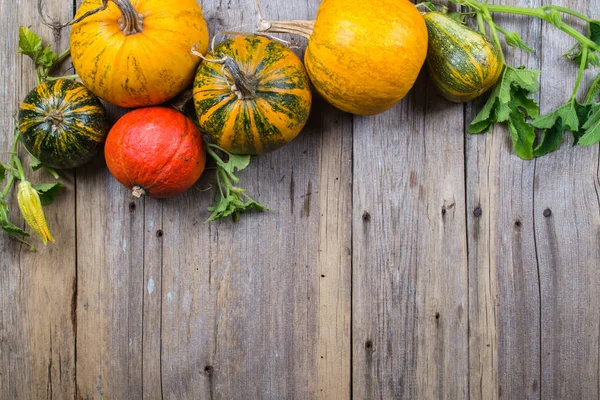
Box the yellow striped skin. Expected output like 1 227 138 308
18 79 109 169
70 0 209 108
193 36 312 155
305 0 428 115
424 12 503 103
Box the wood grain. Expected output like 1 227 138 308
535 1 600 398
1 0 600 399
352 70 469 398
0 1 76 399
159 0 352 397
466 1 543 399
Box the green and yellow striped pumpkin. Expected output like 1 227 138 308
193 35 312 155
18 79 109 169
424 12 504 103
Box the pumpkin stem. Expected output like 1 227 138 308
45 110 63 127
132 185 146 199
113 0 144 35
257 20 315 40
222 57 257 100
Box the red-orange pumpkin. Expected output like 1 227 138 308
104 107 206 198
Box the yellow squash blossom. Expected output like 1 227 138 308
17 181 54 245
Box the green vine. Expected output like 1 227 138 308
428 0 600 157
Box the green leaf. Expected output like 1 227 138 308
533 119 565 157
18 26 42 60
223 154 250 175
28 152 60 179
531 100 591 155
0 202 29 238
29 154 43 171
504 31 535 53
0 163 6 184
578 104 600 146
467 66 541 159
507 107 536 160
511 87 539 119
32 182 64 206
532 101 581 132
37 46 57 68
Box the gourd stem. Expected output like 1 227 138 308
222 57 257 100
257 20 315 40
132 186 146 199
113 0 144 35
572 46 588 101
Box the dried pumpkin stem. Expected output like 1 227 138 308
38 0 143 35
222 58 257 100
113 0 144 35
191 46 256 100
132 185 146 199
257 20 315 40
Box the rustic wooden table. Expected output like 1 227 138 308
2 0 600 399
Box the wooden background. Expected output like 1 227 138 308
1 0 599 398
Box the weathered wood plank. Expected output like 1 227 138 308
0 1 76 399
352 67 469 398
71 0 144 387
535 1 600 398
159 0 352 396
466 2 542 399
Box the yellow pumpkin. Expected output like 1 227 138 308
70 0 209 108
261 0 428 115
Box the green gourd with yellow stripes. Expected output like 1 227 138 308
18 79 109 169
193 35 312 155
424 12 504 103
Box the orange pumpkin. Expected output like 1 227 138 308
104 107 206 199
261 0 428 115
70 0 209 108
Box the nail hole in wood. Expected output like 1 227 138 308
473 207 482 217
321 274 325 278
156 230 164 238
435 312 440 320
514 220 522 228
128 202 136 212
365 340 373 349
362 211 371 222
543 208 552 218
441 206 447 217
204 365 213 375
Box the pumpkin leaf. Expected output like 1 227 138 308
37 46 57 68
468 66 540 159
0 201 30 238
18 26 43 60
530 100 594 155
32 182 64 206
577 104 600 146
28 153 60 179
0 163 6 184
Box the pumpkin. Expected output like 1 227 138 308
259 0 428 115
104 107 205 199
18 79 109 169
193 35 312 155
70 0 209 108
424 12 504 103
